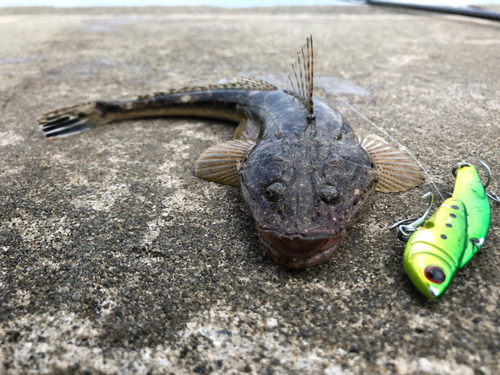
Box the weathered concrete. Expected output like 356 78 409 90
1 5 500 374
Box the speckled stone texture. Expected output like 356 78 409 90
1 5 500 374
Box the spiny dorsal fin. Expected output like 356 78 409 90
288 35 314 115
136 77 277 100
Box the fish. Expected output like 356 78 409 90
398 163 491 299
37 35 422 268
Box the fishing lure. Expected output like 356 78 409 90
392 162 492 300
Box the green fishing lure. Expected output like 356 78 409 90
394 162 491 300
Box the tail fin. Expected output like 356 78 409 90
37 102 106 139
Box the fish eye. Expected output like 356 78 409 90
424 266 446 284
320 185 340 204
265 182 285 202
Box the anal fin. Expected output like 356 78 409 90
195 139 256 186
356 134 422 193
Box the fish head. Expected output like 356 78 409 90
238 133 378 268
403 247 454 300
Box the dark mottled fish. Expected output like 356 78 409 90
38 36 421 268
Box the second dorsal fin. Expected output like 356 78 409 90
136 77 277 100
288 35 314 115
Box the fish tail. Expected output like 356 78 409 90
37 101 109 139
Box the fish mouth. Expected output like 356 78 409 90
257 228 346 268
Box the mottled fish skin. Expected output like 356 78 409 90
38 36 421 268
39 79 275 139
238 95 378 267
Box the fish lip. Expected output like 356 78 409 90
257 228 346 268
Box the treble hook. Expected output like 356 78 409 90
488 191 500 203
479 160 491 189
473 160 499 203
390 192 434 241
451 162 470 178
452 160 490 189
476 160 500 203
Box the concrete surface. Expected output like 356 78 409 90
1 5 500 375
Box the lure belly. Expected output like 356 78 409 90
401 163 491 300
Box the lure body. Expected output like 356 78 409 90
452 165 490 266
403 164 490 300
403 198 468 299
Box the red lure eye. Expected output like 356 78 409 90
424 266 446 284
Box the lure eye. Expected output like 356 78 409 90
424 266 446 284
265 182 285 202
320 185 340 205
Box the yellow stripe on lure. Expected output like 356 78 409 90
393 162 491 300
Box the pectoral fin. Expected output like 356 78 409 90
356 134 422 193
195 139 256 186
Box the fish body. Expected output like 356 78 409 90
38 36 422 268
403 164 490 299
